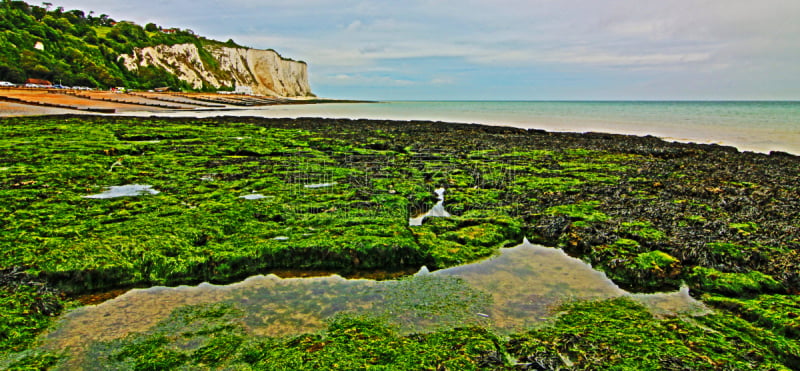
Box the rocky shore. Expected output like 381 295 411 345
2 115 798 369
254 117 800 293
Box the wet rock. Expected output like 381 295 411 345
533 216 571 241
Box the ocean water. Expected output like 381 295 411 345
131 101 800 155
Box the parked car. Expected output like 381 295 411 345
0 81 14 87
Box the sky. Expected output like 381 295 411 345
52 0 800 100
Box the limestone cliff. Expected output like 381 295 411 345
119 43 313 97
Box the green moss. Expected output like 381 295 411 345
707 242 749 260
726 181 759 188
413 210 523 267
685 215 707 224
0 277 70 355
697 296 800 367
71 303 247 369
571 220 589 228
704 294 800 339
443 187 502 214
545 201 609 222
514 175 584 193
20 297 800 370
634 250 679 271
3 115 800 368
730 222 759 235
696 242 769 269
377 275 493 333
2 351 63 370
690 202 714 212
612 238 641 251
620 221 666 241
689 267 783 296
0 118 435 292
76 304 504 370
508 297 800 370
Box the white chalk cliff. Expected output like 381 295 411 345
119 43 313 97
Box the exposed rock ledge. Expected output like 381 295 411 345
119 43 313 98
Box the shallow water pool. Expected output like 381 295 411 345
42 240 707 363
82 184 160 199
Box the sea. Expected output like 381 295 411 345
127 101 800 155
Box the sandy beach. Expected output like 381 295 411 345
0 88 296 116
0 101 76 116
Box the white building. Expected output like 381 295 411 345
233 85 253 95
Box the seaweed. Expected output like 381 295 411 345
508 297 800 370
50 297 799 370
69 303 505 370
1 115 800 368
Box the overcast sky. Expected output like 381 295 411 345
53 0 800 100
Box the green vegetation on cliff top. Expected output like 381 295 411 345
0 0 282 90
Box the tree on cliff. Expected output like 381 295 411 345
0 0 235 90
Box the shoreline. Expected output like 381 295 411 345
110 100 800 156
0 88 371 117
2 95 797 155
111 112 800 156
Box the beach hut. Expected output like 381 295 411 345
24 78 52 87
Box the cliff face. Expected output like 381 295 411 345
119 43 313 97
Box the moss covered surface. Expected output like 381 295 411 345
508 297 800 370
8 299 799 370
0 269 74 355
2 115 799 368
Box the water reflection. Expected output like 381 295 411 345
630 286 710 318
304 182 337 189
83 184 160 199
409 188 451 225
239 193 267 200
438 241 626 330
43 240 707 359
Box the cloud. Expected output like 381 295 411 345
53 0 800 99
316 73 415 87
430 77 455 85
534 50 712 68
329 74 353 81
344 20 362 32
606 20 674 40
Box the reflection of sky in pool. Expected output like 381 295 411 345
409 188 450 226
304 182 337 189
83 184 160 199
239 193 267 200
